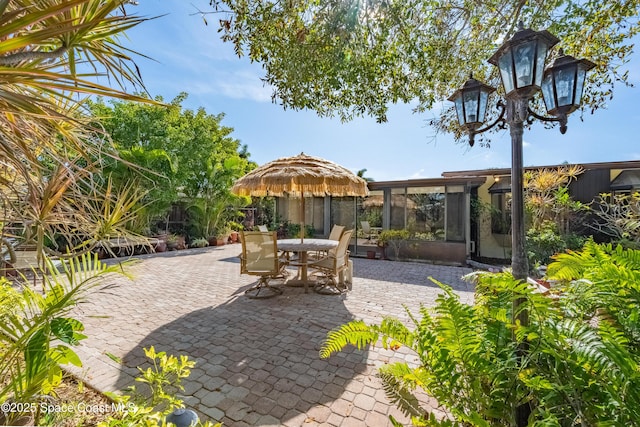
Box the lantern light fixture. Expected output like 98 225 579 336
541 49 596 123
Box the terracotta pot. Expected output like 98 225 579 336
366 250 377 259
154 241 167 252
229 231 239 243
208 236 225 246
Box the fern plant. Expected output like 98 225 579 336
321 244 640 426
321 275 529 426
547 239 640 348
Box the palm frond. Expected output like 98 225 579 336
0 252 132 406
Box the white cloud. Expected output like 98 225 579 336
178 69 272 103
408 169 427 179
523 141 531 148
215 71 273 102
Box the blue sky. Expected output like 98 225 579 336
122 0 640 181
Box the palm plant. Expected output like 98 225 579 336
0 253 132 425
0 0 157 258
186 157 249 239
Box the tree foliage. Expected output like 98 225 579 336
590 191 640 246
524 165 585 233
208 0 639 139
88 93 255 234
523 165 587 267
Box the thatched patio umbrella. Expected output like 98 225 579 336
231 153 369 241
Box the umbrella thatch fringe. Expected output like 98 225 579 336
231 153 369 197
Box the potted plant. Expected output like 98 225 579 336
165 234 180 251
190 237 209 248
213 225 231 246
154 239 167 253
377 229 410 260
228 221 243 243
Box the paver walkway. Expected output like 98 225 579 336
69 244 474 426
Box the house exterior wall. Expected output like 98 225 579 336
568 169 611 203
268 161 640 264
474 177 513 260
470 163 640 261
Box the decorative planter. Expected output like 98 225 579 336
208 237 226 246
229 231 239 243
154 240 167 252
366 250 377 259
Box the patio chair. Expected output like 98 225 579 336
240 231 286 299
310 229 353 295
360 221 379 240
328 224 345 241
310 224 345 261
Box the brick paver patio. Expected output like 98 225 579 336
69 244 474 426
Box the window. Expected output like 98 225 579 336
446 188 465 241
407 187 445 239
491 193 511 235
389 188 407 230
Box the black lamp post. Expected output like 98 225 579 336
449 23 595 281
449 23 595 426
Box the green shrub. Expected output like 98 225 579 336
526 221 584 269
378 229 410 260
285 222 315 238
0 254 131 425
190 238 209 248
321 242 640 426
100 347 220 427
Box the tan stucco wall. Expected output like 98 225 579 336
476 177 511 260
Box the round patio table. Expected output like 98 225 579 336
277 238 338 292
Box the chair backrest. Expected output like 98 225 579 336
257 225 269 232
240 231 279 275
328 224 345 241
333 229 353 266
360 221 371 233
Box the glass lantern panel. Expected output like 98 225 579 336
513 41 536 88
541 73 555 112
575 68 587 105
463 90 479 123
555 66 576 107
534 41 549 86
478 90 489 123
454 96 465 125
498 50 515 94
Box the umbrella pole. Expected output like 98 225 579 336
300 191 305 243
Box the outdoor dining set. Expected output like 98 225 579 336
239 224 354 298
230 152 369 299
